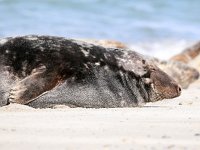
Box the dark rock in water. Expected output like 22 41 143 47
0 35 181 108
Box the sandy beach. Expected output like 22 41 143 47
0 80 199 150
0 0 200 149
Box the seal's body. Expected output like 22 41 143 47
148 58 199 89
0 35 181 108
171 41 200 73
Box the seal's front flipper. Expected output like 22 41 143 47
0 66 18 106
8 66 60 104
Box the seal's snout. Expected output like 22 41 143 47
149 67 182 101
170 83 182 98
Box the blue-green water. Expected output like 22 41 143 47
0 0 200 58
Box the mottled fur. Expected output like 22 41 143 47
171 42 200 63
170 41 200 73
149 58 199 89
83 39 199 89
0 35 181 108
79 39 127 49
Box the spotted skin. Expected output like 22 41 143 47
0 35 181 108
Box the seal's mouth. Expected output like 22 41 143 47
148 83 165 102
149 82 181 102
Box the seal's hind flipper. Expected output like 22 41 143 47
8 66 60 104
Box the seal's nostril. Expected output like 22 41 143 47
194 71 200 79
178 86 182 93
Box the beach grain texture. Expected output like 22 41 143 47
0 81 200 150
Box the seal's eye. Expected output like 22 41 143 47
151 68 156 72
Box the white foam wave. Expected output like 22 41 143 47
129 39 197 60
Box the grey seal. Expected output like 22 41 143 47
171 41 200 73
82 39 199 89
0 35 181 108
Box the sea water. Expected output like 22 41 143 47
0 0 199 59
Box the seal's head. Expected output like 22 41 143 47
144 65 182 102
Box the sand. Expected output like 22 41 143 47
0 81 200 150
